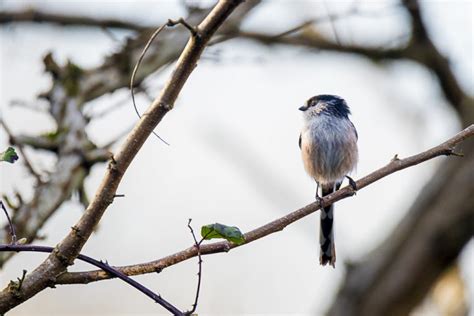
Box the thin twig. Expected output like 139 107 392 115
10 100 47 113
167 18 198 37
186 219 203 315
16 270 27 291
0 244 184 316
0 202 16 244
322 0 342 45
270 4 400 39
55 124 474 285
130 17 198 146
130 22 170 146
0 119 43 184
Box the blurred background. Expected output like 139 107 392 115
0 0 472 315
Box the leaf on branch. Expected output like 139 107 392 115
16 238 28 245
0 147 19 164
201 223 245 245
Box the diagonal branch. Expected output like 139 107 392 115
327 130 474 316
0 0 245 313
0 2 261 265
53 125 474 285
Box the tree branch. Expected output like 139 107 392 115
0 9 146 31
233 0 473 119
0 0 260 267
0 244 184 315
0 0 245 312
327 127 474 316
53 125 474 285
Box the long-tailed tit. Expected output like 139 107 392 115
299 94 358 267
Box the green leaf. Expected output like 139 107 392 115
201 223 245 245
0 147 19 164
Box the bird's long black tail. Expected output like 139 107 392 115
319 183 340 267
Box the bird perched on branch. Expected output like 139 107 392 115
298 94 358 267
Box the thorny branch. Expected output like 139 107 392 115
51 125 474 285
186 219 203 315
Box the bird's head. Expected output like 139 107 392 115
299 94 351 119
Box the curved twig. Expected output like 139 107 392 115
130 22 170 145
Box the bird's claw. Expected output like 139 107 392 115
346 175 357 192
315 194 323 206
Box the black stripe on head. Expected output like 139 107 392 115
315 94 351 118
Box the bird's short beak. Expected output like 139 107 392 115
299 105 308 111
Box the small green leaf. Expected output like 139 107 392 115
201 223 245 245
0 147 19 164
16 238 27 245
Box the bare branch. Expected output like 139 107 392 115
185 219 203 315
54 125 474 285
0 9 146 31
10 135 59 152
130 22 170 145
0 244 184 315
233 0 473 117
0 0 246 312
0 0 261 267
0 202 16 244
0 55 110 265
401 0 472 116
327 129 474 316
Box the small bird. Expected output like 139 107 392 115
298 94 358 267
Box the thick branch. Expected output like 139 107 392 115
54 125 474 285
0 2 260 265
0 0 245 312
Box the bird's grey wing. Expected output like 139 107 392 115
299 133 302 149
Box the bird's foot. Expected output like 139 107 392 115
315 193 323 206
346 175 357 193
